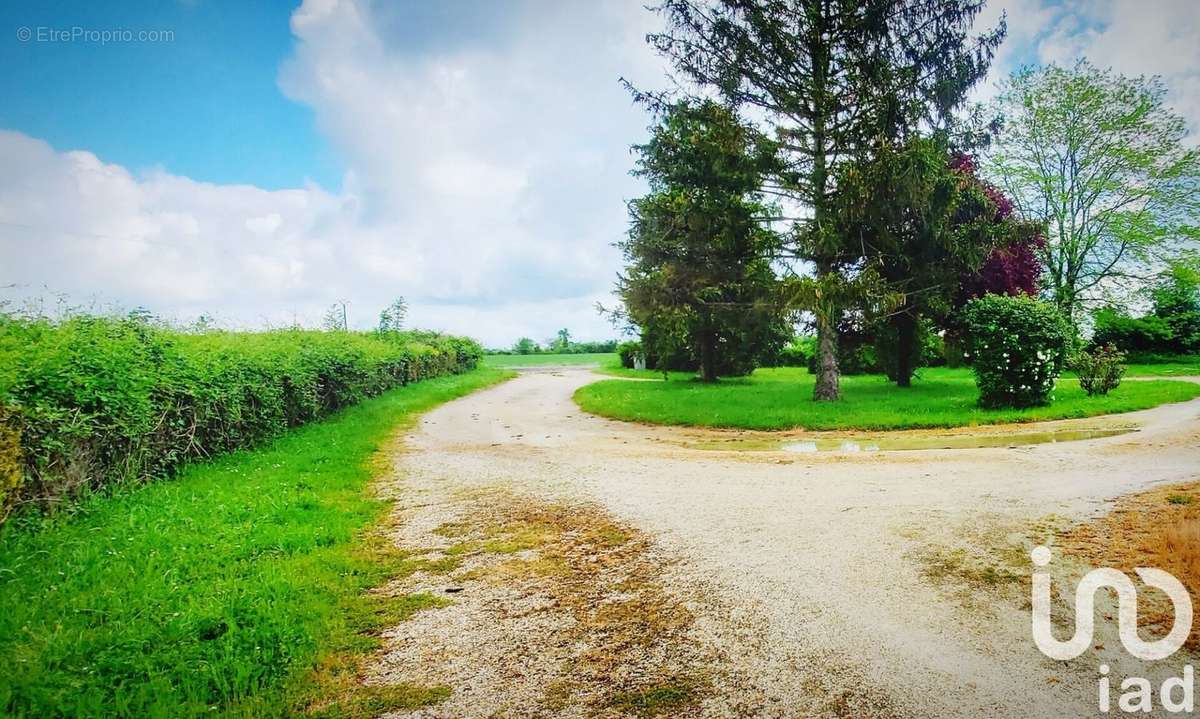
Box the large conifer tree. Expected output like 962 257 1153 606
619 100 786 382
643 0 1005 399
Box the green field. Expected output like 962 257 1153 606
483 352 616 368
0 368 511 719
1122 359 1200 376
573 366 1200 431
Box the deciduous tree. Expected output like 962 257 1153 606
985 61 1200 325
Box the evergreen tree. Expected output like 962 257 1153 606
642 0 1005 399
830 135 1032 386
377 297 407 333
618 100 788 382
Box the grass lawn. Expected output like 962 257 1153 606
483 352 615 368
573 366 1200 431
1123 358 1200 376
0 367 511 719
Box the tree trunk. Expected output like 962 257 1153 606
813 299 840 401
894 311 916 388
699 330 717 383
809 16 839 402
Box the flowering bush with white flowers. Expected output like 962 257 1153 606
961 294 1072 408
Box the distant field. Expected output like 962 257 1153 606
484 352 616 368
1123 358 1200 376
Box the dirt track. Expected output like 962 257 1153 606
375 369 1200 718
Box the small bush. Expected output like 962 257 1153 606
616 340 643 369
1072 344 1127 396
961 294 1071 408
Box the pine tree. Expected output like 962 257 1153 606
642 0 1005 399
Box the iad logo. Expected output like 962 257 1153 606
1030 545 1192 661
1031 546 1197 714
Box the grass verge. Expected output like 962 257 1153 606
0 367 512 719
573 366 1200 431
482 352 615 368
1060 481 1200 647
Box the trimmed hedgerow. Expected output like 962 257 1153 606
961 294 1072 408
0 314 482 516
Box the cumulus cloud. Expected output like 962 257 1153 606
0 0 662 345
980 0 1200 137
0 130 347 313
1 0 1197 346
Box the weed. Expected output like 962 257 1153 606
609 678 698 717
919 547 1021 587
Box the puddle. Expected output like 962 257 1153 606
688 426 1138 453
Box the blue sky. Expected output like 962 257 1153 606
0 0 1197 346
0 1 336 189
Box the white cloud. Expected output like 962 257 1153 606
0 0 664 346
245 213 283 235
981 0 1200 136
2 0 1196 347
0 130 346 313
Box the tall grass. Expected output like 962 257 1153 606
1062 484 1200 648
1153 518 1200 603
0 368 511 718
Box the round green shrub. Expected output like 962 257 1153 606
774 336 814 367
961 295 1072 408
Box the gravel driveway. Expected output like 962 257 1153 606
379 368 1200 718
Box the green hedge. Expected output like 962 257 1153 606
0 314 482 516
